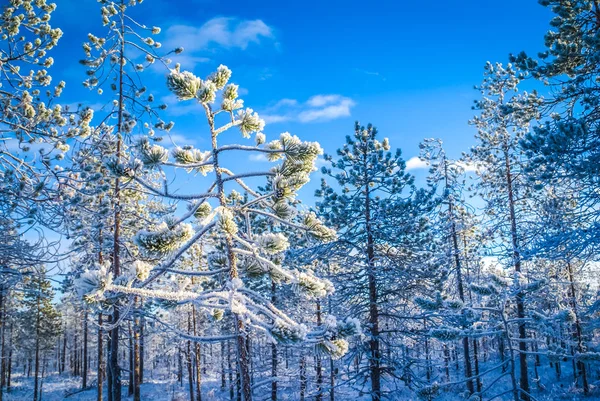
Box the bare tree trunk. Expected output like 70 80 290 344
228 341 234 401
83 309 88 389
0 288 4 401
178 344 183 386
0 289 5 398
443 344 450 382
299 354 306 401
107 314 113 401
33 289 41 401
499 336 507 373
472 339 482 393
128 323 133 397
192 306 201 401
424 320 431 382
187 312 194 401
61 326 66 375
316 301 323 401
98 314 104 401
220 342 226 390
6 324 11 392
134 308 141 401
139 315 144 384
329 356 335 401
271 281 277 401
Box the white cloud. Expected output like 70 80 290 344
248 153 269 162
262 114 291 124
165 18 275 54
405 156 429 171
455 161 478 173
306 95 343 108
262 94 355 124
164 132 198 147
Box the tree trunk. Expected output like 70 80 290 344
444 159 476 395
83 309 88 389
139 315 144 384
443 344 450 382
98 314 104 401
128 323 133 397
107 314 113 401
364 149 381 401
228 341 234 401
134 313 141 401
473 339 482 393
567 262 589 394
299 354 306 401
109 4 127 399
316 301 323 401
6 324 11 392
220 342 226 390
33 289 41 401
187 312 194 401
0 289 5 398
0 288 4 401
192 306 201 401
271 281 277 401
503 148 529 401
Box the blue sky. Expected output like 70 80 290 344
50 0 553 199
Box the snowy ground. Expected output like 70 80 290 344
3 374 227 401
3 360 599 401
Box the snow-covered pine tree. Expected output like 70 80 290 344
316 122 436 400
511 2 600 258
0 0 92 278
77 0 179 398
19 267 62 401
417 138 481 396
76 64 357 401
468 62 543 401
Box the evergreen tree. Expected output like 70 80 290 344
316 122 435 401
20 267 61 401
468 62 542 401
76 64 358 401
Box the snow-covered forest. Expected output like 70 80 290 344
1 0 600 400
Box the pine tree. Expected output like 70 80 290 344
316 122 435 400
20 267 62 401
76 0 178 398
417 138 479 396
76 64 358 401
512 0 600 273
468 62 542 401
